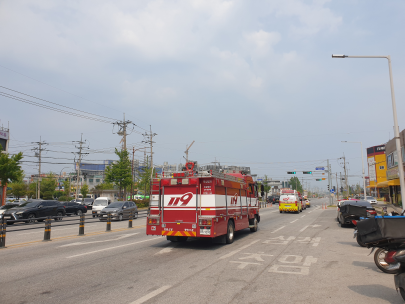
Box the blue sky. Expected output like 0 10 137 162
1 0 404 192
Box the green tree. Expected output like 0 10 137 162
63 179 71 197
40 173 57 200
0 151 24 205
137 165 154 199
289 177 303 193
105 149 132 199
81 183 89 198
9 182 27 198
27 182 37 199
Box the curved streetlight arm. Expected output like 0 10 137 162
334 54 405 211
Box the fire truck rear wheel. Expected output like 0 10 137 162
250 216 258 232
226 220 235 244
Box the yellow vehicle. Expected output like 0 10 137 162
305 199 311 208
279 189 302 213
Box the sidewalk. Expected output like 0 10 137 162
373 202 403 215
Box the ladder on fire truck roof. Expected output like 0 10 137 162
158 170 247 185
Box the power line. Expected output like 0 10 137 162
0 91 113 124
0 85 117 122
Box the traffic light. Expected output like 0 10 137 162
303 171 312 174
316 179 322 181
333 186 336 192
327 185 330 190
287 171 296 174
340 186 343 192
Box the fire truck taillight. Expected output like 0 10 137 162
148 217 160 225
199 219 212 226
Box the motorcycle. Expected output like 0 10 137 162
393 249 405 300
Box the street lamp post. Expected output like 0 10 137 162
333 54 405 211
342 141 367 199
59 167 68 190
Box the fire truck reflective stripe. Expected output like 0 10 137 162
161 231 196 237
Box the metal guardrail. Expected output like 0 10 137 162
0 210 144 248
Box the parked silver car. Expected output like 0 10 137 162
98 201 138 221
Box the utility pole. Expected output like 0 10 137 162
113 113 133 152
32 137 47 199
142 126 157 172
73 134 88 200
132 147 135 200
336 173 339 200
327 159 331 206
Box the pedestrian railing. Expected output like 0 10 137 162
0 210 146 248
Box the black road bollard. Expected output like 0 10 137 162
128 210 133 228
106 212 111 232
78 213 85 236
43 216 51 241
0 216 6 249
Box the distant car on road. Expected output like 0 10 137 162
305 200 311 208
92 197 112 217
2 200 66 224
360 196 378 205
99 201 138 221
60 202 88 216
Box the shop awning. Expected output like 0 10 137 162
377 181 389 188
389 179 401 186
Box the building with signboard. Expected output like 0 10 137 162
385 130 405 205
366 144 388 199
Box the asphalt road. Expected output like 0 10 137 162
1 198 402 304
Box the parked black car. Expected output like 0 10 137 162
60 202 88 216
2 200 66 224
337 200 376 227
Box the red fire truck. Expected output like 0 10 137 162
146 162 260 244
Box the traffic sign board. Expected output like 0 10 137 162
330 189 334 193
316 167 325 170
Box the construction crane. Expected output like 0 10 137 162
184 140 195 163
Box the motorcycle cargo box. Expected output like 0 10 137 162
340 204 368 218
357 216 405 245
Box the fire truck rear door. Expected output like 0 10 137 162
162 185 198 224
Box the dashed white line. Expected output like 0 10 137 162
130 285 171 304
299 225 309 232
271 226 285 234
219 240 260 259
301 215 306 218
66 238 158 258
290 219 298 223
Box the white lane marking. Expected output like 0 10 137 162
301 215 306 218
66 238 158 258
271 226 285 234
59 233 138 247
130 285 171 304
155 247 173 255
219 240 260 260
299 225 309 232
290 219 298 223
308 211 312 213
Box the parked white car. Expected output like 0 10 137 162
361 196 377 205
91 197 112 217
